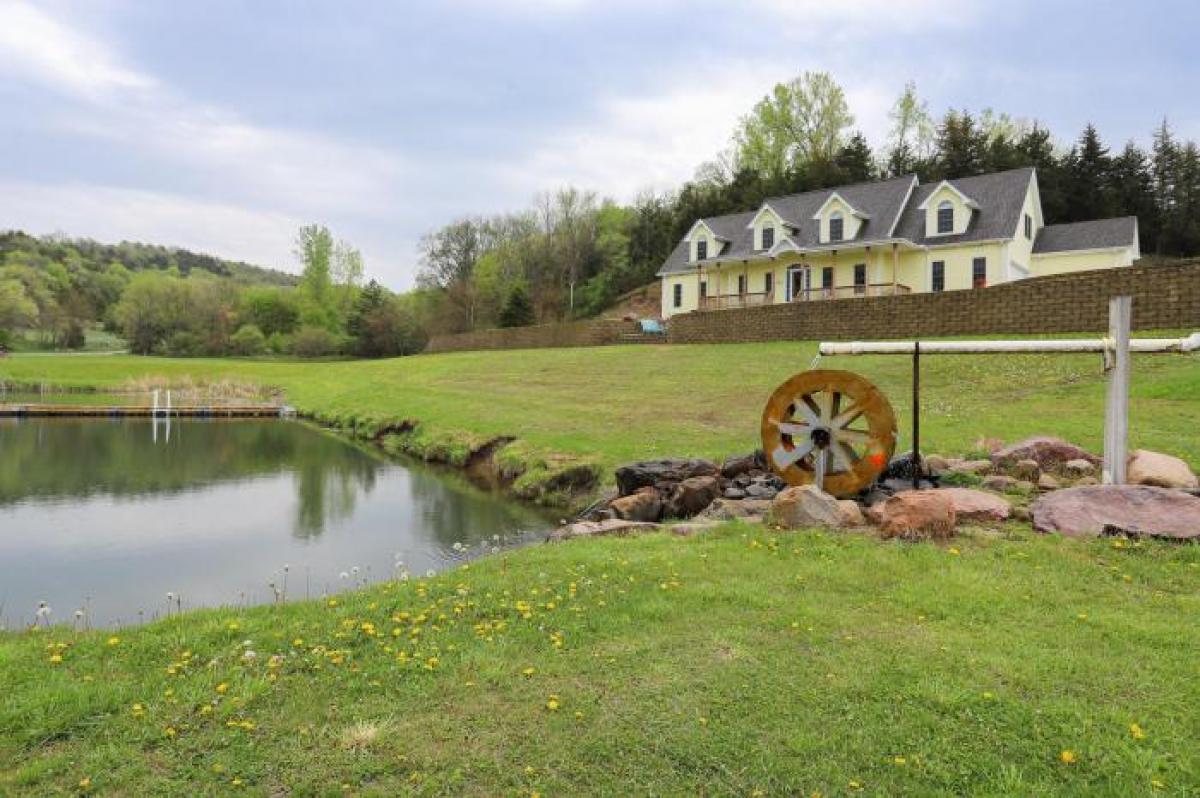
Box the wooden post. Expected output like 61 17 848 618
1103 295 1132 484
891 243 899 295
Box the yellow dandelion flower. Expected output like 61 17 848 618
546 697 560 711
79 777 92 789
1130 723 1146 740
216 682 229 694
893 756 906 765
163 726 177 738
522 667 536 677
106 636 120 646
1151 779 1165 789
948 547 960 555
48 654 63 664
227 622 240 631
231 777 244 786
848 781 863 790
1059 749 1077 764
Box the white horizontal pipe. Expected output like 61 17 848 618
819 332 1200 356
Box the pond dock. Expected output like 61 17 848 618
0 404 295 418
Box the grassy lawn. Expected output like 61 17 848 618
3 524 1198 796
3 342 1199 795
2 338 1199 474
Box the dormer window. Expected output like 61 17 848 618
1024 213 1033 239
761 225 774 250
696 240 708 260
937 201 954 234
829 212 844 242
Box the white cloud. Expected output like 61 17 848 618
0 0 155 99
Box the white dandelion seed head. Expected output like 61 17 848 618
242 650 257 661
35 603 52 618
74 609 84 619
166 592 175 602
350 566 360 576
339 571 350 580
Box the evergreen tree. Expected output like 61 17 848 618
834 132 877 183
498 284 535 328
1017 124 1068 222
934 110 986 178
1109 141 1158 251
1065 124 1115 221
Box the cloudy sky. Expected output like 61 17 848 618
1 0 1197 288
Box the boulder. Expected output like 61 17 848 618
956 459 994 475
883 477 937 493
1075 476 1099 486
1063 458 1096 478
745 483 778 499
671 520 721 537
1012 480 1037 495
836 499 866 526
769 485 847 529
1011 458 1041 481
923 454 951 474
721 452 764 479
974 437 1005 454
981 474 1018 492
548 518 659 542
615 458 719 496
699 498 772 521
868 491 957 540
937 487 1011 522
1037 473 1061 491
665 475 721 518
1031 485 1200 539
609 487 662 522
991 437 1100 470
723 487 747 500
1127 449 1199 490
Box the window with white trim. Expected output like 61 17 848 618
672 283 682 308
931 260 945 292
972 257 987 288
1024 213 1033 239
696 240 707 260
761 225 774 250
829 212 844 242
937 201 954 234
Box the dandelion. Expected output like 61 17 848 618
350 566 360 577
948 547 960 555
216 683 229 694
35 601 52 625
78 777 92 790
546 695 560 711
242 650 257 662
131 703 145 718
339 572 350 581
1059 749 1077 764
163 726 177 738
522 667 536 677
1129 723 1146 740
426 569 436 578
48 653 63 664
893 756 907 766
1152 779 1165 789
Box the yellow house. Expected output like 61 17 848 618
658 167 1139 317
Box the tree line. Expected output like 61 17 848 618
415 73 1200 334
0 226 426 357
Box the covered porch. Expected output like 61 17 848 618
693 241 916 311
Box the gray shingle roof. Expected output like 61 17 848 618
890 167 1034 246
657 175 917 276
1033 217 1137 254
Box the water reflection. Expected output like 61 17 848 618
0 417 550 627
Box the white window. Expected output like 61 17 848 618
761 225 774 250
937 201 954 234
696 240 708 260
829 211 844 242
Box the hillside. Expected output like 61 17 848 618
0 230 297 287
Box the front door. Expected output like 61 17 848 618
787 265 810 301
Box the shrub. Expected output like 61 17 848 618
230 324 266 356
164 330 202 356
290 326 342 358
266 332 291 355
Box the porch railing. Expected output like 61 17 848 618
699 292 771 310
792 283 911 301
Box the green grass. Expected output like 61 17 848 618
2 338 1199 477
2 524 1197 796
4 327 127 353
3 342 1200 794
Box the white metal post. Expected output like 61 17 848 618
1102 296 1132 485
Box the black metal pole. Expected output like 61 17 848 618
912 341 921 491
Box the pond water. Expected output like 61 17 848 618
0 416 552 628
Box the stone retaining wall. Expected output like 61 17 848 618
425 318 643 353
666 261 1200 343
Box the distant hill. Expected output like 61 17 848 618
0 230 298 286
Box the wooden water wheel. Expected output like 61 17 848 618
761 369 896 497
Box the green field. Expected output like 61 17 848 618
2 342 1199 795
3 524 1197 796
3 338 1199 475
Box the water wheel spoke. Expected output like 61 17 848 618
814 390 834 425
831 428 873 446
771 420 813 437
772 440 814 468
830 403 863 429
792 396 822 427
833 442 858 471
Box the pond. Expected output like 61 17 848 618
0 416 553 629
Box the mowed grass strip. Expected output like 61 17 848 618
1 524 1197 796
3 338 1199 471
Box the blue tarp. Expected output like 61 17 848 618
639 319 665 335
